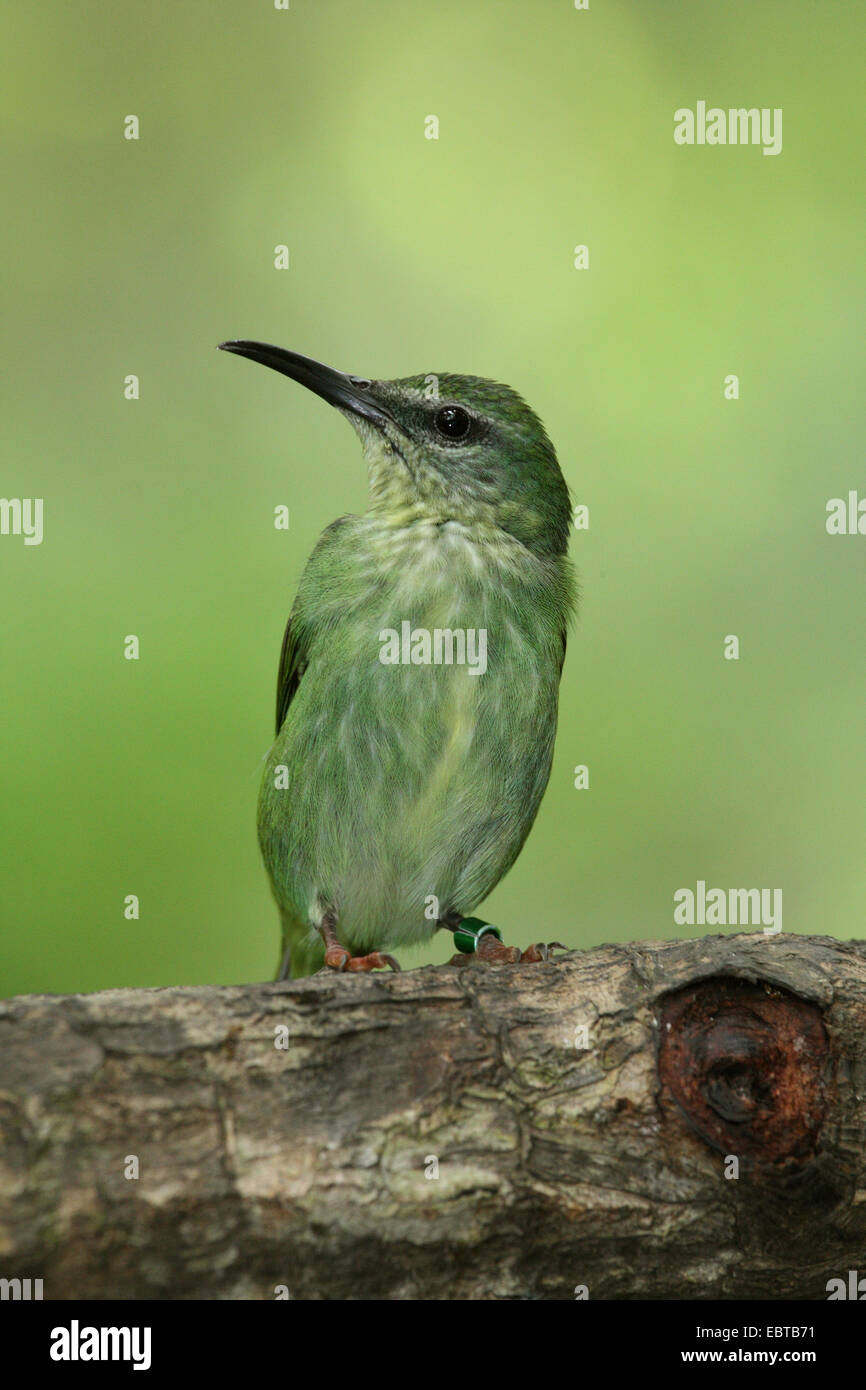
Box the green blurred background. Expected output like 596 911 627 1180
2 0 864 996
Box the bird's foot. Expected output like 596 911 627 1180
517 940 568 963
324 945 401 973
448 932 568 967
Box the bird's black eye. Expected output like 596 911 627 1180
434 405 472 441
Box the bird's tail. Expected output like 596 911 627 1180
274 906 325 979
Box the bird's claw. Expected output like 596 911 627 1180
523 940 569 962
516 939 569 963
450 935 568 966
324 946 401 974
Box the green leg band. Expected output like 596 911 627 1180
451 917 503 954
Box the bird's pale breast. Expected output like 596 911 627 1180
259 518 565 954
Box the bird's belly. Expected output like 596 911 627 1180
258 594 560 951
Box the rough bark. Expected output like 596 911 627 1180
1 932 865 1300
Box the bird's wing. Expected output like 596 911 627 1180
275 605 310 735
274 517 352 735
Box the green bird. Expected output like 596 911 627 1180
220 342 576 978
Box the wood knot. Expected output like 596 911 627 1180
657 976 829 1166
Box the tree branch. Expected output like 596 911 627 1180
1 932 864 1299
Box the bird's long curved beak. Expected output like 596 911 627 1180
218 341 395 429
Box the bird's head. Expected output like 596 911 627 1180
219 342 571 559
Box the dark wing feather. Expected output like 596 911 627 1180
274 517 352 734
275 607 309 735
557 624 568 677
